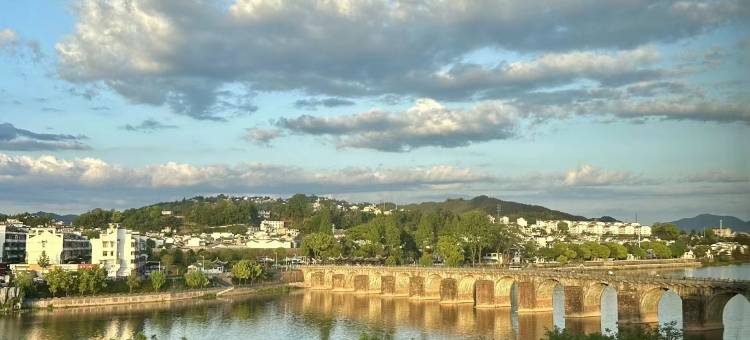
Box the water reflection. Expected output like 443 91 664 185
1 264 749 340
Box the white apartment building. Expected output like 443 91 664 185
26 227 91 265
260 220 285 232
0 224 26 264
91 224 148 278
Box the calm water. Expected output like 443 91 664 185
1 264 748 340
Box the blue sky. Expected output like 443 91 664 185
0 0 748 224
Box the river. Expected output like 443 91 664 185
1 263 748 340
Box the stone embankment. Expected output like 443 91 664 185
534 259 701 271
25 288 223 309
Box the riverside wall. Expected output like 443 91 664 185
25 288 222 309
533 259 702 271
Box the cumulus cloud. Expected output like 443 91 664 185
294 97 356 110
121 119 178 133
243 127 284 146
54 0 747 119
562 164 641 187
278 98 520 151
0 153 490 193
0 123 89 151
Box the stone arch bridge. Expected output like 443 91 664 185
299 265 749 332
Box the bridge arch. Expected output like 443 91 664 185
395 272 411 296
722 294 750 336
425 274 442 299
640 287 682 326
494 277 515 307
457 275 477 303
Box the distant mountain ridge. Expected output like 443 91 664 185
34 211 78 224
401 195 590 222
669 214 750 233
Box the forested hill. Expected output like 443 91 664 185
401 195 589 222
669 214 750 233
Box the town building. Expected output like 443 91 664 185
260 220 285 232
0 224 27 264
26 227 91 265
90 224 148 278
246 239 294 249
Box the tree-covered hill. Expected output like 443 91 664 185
401 195 588 223
669 214 750 233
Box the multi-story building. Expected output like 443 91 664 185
91 224 148 278
26 227 91 265
260 220 285 232
0 224 27 264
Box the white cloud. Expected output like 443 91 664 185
55 0 747 119
562 164 640 187
0 27 42 61
0 153 490 191
277 98 520 151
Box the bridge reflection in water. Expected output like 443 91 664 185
295 289 602 340
299 266 750 339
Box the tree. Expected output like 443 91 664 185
37 251 50 269
232 260 252 285
628 243 647 259
606 243 628 260
78 268 92 295
418 253 433 266
650 242 672 259
248 262 265 285
184 270 209 288
669 239 688 258
13 271 35 297
652 223 680 241
302 232 340 262
127 271 141 293
457 211 492 265
693 245 710 259
436 235 464 267
591 244 611 260
150 271 167 291
415 212 438 252
556 255 569 264
45 267 67 297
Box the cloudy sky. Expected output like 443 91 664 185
1 0 748 223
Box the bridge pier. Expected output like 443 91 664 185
381 275 395 295
409 276 425 299
475 280 495 308
681 291 728 332
517 280 554 313
565 284 605 318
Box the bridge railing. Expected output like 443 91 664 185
298 265 750 287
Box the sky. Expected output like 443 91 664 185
0 0 748 224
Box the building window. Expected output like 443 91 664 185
102 251 107 256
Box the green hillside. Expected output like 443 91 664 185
402 195 588 223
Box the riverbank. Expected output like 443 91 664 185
22 282 294 310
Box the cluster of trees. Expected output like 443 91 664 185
184 270 210 288
538 242 628 263
44 267 108 297
230 260 266 285
0 212 55 227
73 198 260 233
301 210 531 267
